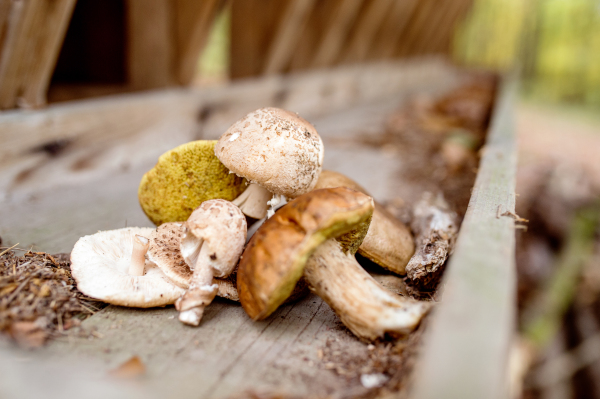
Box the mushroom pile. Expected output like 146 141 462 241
70 107 438 340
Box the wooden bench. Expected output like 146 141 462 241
0 59 516 399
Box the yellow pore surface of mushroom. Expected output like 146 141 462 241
138 140 247 225
237 187 374 320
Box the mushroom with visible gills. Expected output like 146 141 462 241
175 200 247 326
70 228 185 307
215 107 324 219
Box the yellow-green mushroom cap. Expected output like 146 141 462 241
138 140 247 225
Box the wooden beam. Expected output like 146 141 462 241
174 0 225 85
410 76 518 399
126 0 175 89
340 0 395 64
230 0 287 79
309 0 364 68
0 0 76 109
263 0 318 75
395 0 438 58
409 0 457 56
368 0 420 60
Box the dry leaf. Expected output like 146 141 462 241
9 321 47 348
109 356 146 379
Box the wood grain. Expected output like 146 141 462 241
410 76 518 399
0 0 76 109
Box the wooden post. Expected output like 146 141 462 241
174 0 225 85
126 0 176 90
310 0 364 68
341 0 395 64
0 0 76 109
263 0 318 75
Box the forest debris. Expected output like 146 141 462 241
405 193 458 291
0 249 105 348
109 356 146 379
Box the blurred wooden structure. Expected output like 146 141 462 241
0 2 521 399
0 0 473 109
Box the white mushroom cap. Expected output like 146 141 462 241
71 227 185 307
180 200 247 278
215 107 324 199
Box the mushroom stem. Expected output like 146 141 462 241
128 235 149 276
304 239 431 341
232 183 273 219
175 244 218 326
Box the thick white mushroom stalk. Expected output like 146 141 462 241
304 239 432 341
128 235 150 276
231 183 273 219
175 200 246 326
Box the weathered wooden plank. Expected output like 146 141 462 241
309 0 364 68
174 0 224 85
126 0 175 89
262 0 318 75
341 0 395 64
410 76 518 399
367 0 419 60
0 0 76 109
0 58 464 199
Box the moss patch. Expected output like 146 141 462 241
138 141 247 225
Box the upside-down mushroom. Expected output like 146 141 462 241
71 228 185 307
215 107 324 219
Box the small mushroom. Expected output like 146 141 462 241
138 140 247 225
71 227 185 307
147 222 240 301
215 107 324 219
174 200 247 326
237 187 373 320
314 170 415 274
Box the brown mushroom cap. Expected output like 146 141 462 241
215 107 324 199
314 170 415 274
237 187 374 320
71 227 185 308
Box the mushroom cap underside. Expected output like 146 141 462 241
71 227 185 308
215 108 324 198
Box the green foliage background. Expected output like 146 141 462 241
455 0 600 107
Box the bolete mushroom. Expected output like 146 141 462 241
314 170 415 274
71 227 185 307
174 200 247 326
238 187 430 340
237 187 373 320
215 107 324 219
138 140 247 225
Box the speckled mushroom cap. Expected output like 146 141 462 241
147 221 242 301
215 108 324 199
71 227 185 308
180 199 247 278
138 140 247 225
